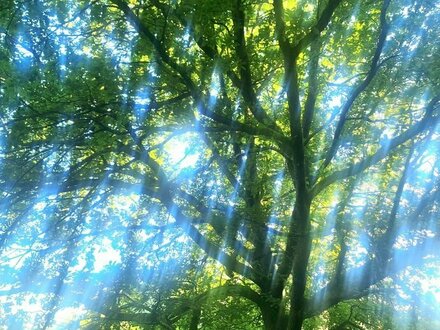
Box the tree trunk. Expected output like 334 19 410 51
260 303 288 330
288 199 312 330
189 307 201 330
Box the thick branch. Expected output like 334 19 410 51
307 180 440 318
322 0 391 168
110 0 196 92
294 0 343 54
305 235 440 318
303 38 322 141
313 95 440 196
232 0 279 129
274 0 342 59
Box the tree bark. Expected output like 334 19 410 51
287 201 312 330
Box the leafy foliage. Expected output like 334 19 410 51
0 0 439 329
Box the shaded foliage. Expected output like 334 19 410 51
0 0 439 329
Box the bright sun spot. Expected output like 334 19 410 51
52 305 87 327
164 135 200 169
92 238 121 272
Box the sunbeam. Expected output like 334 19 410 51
1 0 439 329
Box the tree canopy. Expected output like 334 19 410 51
0 0 439 329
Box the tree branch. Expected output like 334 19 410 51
306 235 440 318
313 94 440 196
232 0 280 129
322 0 391 168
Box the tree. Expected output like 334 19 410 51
0 0 439 329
